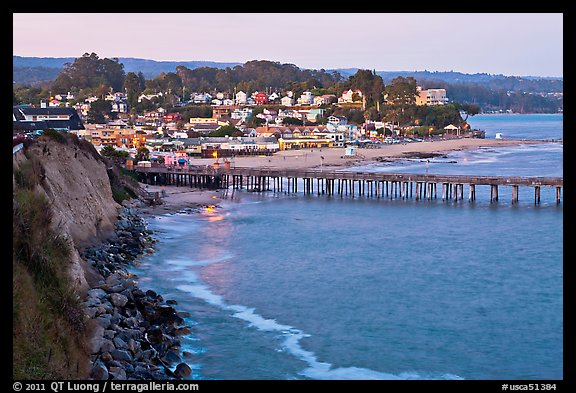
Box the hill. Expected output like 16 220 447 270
13 56 240 84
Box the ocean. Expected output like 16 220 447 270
130 114 563 380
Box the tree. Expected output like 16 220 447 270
124 71 145 109
136 147 150 161
282 117 303 126
52 52 125 92
349 69 385 107
86 99 112 124
208 125 239 137
246 116 265 128
457 103 480 127
385 77 417 109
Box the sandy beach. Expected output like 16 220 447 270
136 184 224 215
186 138 547 171
135 138 551 214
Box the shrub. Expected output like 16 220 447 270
41 129 67 144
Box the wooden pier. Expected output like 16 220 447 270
134 166 563 205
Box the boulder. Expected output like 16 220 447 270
111 349 133 363
110 293 128 308
174 363 192 378
90 360 109 380
89 325 105 354
109 366 127 380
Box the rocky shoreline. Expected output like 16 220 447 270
81 204 192 380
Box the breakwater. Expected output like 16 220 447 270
81 205 192 380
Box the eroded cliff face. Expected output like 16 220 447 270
27 140 120 246
14 138 121 294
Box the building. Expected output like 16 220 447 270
327 115 348 126
13 106 85 133
254 92 268 105
281 96 294 106
297 91 314 105
416 87 448 106
314 94 337 106
338 89 362 103
235 91 247 105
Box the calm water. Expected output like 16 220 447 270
131 114 563 380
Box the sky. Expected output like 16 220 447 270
13 13 563 77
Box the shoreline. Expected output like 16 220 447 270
134 138 560 213
176 138 554 171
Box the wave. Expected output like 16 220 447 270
176 282 464 380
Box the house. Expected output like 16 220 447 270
231 108 253 121
281 96 294 106
235 91 247 105
254 92 268 105
111 102 128 113
138 93 162 103
163 113 182 123
54 92 75 101
297 91 314 105
314 94 337 106
327 115 348 126
191 92 212 104
268 92 280 102
338 89 363 103
256 108 278 123
416 87 448 106
13 106 84 132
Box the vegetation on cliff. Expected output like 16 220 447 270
13 151 89 379
12 133 144 379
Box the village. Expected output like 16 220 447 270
13 83 484 168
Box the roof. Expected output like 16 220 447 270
13 106 84 130
14 106 80 116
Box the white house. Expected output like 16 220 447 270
327 115 348 126
235 91 247 105
338 89 362 103
281 96 294 106
297 91 314 105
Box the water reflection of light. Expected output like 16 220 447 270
203 205 225 222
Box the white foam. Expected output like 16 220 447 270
176 281 464 380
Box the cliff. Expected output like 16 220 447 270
13 134 125 378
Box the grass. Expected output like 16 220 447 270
13 176 89 379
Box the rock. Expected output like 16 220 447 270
85 307 98 319
90 360 109 380
101 351 114 364
100 339 116 353
111 349 133 363
89 325 105 354
145 289 158 299
182 351 194 360
162 350 182 364
110 293 128 308
127 338 140 354
174 363 192 378
166 299 178 305
177 311 191 318
175 327 191 336
113 336 128 349
104 329 116 339
109 366 127 380
132 289 146 298
96 316 112 329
